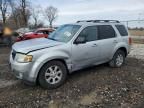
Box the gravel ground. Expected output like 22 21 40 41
0 44 144 108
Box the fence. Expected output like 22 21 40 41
121 20 144 29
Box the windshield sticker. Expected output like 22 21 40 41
64 32 72 37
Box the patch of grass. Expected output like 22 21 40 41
129 30 144 36
132 38 144 44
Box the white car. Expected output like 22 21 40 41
10 20 131 89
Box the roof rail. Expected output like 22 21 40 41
77 20 120 23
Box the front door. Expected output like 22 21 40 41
71 26 100 70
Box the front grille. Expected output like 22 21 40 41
12 50 16 60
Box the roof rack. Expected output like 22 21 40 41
77 20 120 23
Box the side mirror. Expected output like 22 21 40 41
74 35 86 44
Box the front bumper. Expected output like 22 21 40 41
9 55 36 85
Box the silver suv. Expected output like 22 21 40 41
10 20 131 89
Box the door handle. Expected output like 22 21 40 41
113 40 118 43
92 43 98 47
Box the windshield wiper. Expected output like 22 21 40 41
48 37 59 41
48 38 57 41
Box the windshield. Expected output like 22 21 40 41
48 24 81 43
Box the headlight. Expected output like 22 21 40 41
15 53 33 63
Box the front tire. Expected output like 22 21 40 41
109 50 126 68
38 61 67 89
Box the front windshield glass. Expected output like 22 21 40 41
48 24 81 43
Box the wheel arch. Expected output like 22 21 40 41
36 58 69 84
112 44 128 59
117 47 127 57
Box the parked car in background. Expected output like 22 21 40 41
15 28 31 36
10 20 131 89
16 28 55 42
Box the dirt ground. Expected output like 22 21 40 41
0 44 144 108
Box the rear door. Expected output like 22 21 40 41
97 25 118 61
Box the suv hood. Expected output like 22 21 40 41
13 38 63 54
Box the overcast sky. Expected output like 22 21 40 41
34 0 144 27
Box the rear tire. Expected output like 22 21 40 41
109 50 126 68
38 61 67 89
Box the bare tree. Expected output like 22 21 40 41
7 7 22 28
0 0 9 25
19 0 31 27
45 6 58 28
7 1 31 29
21 0 26 26
8 0 19 28
29 21 44 29
31 6 41 28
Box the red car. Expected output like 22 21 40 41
16 28 54 42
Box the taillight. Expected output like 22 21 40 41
129 37 132 45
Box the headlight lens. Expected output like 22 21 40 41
15 53 33 63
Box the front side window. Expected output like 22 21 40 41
48 24 81 43
97 25 116 40
78 26 97 42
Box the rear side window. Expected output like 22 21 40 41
97 25 116 40
115 25 128 36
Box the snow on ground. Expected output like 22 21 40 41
129 44 144 60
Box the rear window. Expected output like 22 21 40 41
115 25 128 36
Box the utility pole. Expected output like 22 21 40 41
126 21 129 28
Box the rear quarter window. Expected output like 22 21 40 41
115 25 128 36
